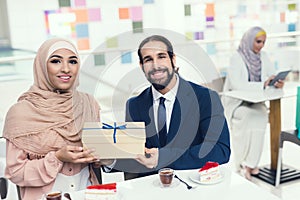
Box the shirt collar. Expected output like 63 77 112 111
152 74 179 102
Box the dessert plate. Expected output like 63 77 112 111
188 170 224 185
153 177 180 188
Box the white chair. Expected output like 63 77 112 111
275 129 300 186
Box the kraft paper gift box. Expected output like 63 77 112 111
82 122 146 159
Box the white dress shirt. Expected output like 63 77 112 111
152 74 179 133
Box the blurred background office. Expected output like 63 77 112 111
0 0 300 199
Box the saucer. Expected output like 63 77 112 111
189 170 224 185
153 178 180 188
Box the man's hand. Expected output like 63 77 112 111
135 148 159 169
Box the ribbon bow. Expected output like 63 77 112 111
102 122 127 143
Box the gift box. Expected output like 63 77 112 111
82 122 146 159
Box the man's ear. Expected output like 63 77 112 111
172 54 176 65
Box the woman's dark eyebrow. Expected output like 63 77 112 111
49 55 78 59
49 55 63 59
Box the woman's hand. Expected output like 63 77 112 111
55 145 98 163
135 148 159 169
274 79 284 88
264 75 285 89
264 75 275 88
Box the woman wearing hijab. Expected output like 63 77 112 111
3 38 104 200
222 26 285 180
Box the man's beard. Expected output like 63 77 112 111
147 66 175 91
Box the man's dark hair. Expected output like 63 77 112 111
138 35 174 65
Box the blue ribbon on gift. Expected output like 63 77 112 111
102 122 127 143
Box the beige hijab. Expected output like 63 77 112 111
3 38 100 157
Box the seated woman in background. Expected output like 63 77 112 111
222 26 285 180
2 38 108 200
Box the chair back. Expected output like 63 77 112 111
296 86 300 138
205 76 226 93
0 177 7 199
0 137 7 200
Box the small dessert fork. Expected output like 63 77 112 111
174 175 196 190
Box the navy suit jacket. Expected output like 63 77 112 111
115 77 230 177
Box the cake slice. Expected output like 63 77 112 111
198 161 221 183
85 183 117 200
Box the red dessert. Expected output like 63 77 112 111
198 161 221 182
199 161 219 171
85 183 117 200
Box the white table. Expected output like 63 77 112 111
74 165 280 200
221 81 299 185
221 83 297 103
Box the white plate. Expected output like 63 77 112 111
153 177 180 188
189 170 224 185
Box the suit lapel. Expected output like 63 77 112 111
167 78 195 143
140 78 197 147
139 88 160 147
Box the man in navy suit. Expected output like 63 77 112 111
115 35 230 178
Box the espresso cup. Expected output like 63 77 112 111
45 191 62 200
159 168 174 187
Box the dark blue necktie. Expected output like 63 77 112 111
158 97 167 147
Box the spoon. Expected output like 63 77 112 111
174 174 194 190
